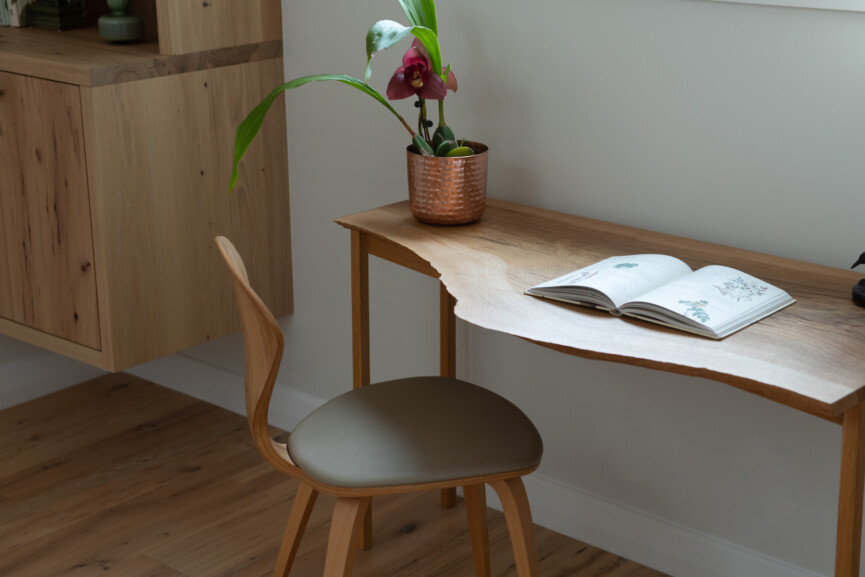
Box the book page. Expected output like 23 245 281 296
530 255 693 311
622 265 792 334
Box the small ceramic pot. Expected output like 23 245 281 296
406 142 488 225
99 0 144 42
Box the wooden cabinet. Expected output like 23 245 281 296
0 72 100 349
0 1 292 372
154 0 281 55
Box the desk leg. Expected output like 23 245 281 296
836 403 865 577
351 230 370 391
440 283 458 509
350 230 373 550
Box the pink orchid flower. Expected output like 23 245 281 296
387 39 457 101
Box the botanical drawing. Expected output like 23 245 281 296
714 277 768 302
679 299 710 323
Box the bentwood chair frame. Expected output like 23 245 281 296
215 236 541 577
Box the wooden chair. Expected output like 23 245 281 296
215 236 544 577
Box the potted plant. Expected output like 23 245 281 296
228 0 487 225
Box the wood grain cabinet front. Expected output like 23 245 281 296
0 71 101 350
0 17 292 372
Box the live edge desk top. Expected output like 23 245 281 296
337 199 865 577
337 199 864 423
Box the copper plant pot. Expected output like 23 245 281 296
406 141 488 225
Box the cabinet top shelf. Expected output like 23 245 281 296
0 27 281 87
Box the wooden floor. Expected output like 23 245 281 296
0 373 670 577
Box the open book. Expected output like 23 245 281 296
525 254 795 339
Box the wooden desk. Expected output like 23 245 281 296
337 199 865 577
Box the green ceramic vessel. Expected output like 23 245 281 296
98 0 143 42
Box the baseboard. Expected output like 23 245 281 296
129 353 822 577
484 474 824 577
126 353 325 432
0 352 106 410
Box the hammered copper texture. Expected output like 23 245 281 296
407 142 488 225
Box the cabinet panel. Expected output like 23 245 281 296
83 58 292 370
0 72 100 349
0 28 290 371
155 0 282 55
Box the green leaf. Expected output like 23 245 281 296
398 0 437 35
435 140 457 157
364 21 441 88
409 27 442 80
433 125 455 147
230 74 407 192
446 146 474 157
365 20 411 84
413 134 435 156
432 131 444 150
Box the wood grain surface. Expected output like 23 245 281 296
0 373 669 577
82 58 292 371
0 27 282 87
0 5 292 372
0 72 100 349
156 0 282 56
337 200 865 421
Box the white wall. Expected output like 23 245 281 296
249 1 861 575
3 0 862 576
182 0 863 576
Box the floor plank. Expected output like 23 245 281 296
0 373 670 577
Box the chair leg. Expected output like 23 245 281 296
358 506 372 550
273 482 319 577
323 497 372 577
489 478 540 577
464 484 491 577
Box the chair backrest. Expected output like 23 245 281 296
215 236 293 470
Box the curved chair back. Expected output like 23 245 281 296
215 236 292 471
216 239 541 577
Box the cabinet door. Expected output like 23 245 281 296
155 0 281 55
0 72 100 349
83 58 291 370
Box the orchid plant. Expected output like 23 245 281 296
229 0 471 192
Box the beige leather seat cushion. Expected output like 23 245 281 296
287 377 543 488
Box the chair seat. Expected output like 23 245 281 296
287 376 543 488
